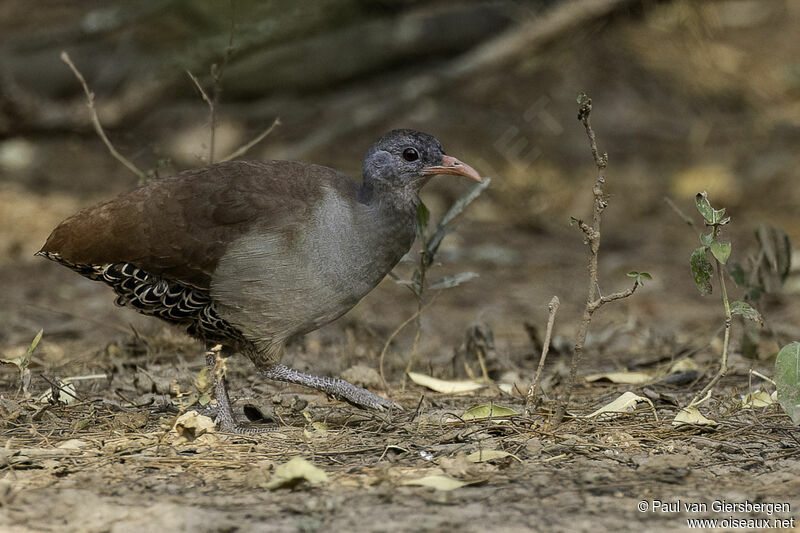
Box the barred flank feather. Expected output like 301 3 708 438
36 251 244 345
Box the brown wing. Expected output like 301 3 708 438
39 160 358 289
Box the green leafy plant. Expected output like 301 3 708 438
381 178 491 384
775 342 800 424
404 180 490 299
688 192 762 405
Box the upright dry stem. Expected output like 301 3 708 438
552 95 639 425
525 296 560 415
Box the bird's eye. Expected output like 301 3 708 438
402 148 419 162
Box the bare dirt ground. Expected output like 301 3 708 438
2 1 800 532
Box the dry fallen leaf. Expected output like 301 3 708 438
672 407 718 427
57 439 90 450
173 412 217 443
741 391 773 408
668 359 699 374
262 457 329 490
586 391 657 421
407 372 486 394
401 475 468 491
584 371 653 384
37 382 78 405
465 450 516 463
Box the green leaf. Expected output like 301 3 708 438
1 329 42 371
695 192 713 221
416 202 430 240
700 232 714 247
424 178 489 256
695 192 726 224
27 329 43 359
690 247 714 294
428 272 479 290
775 342 800 425
730 301 763 326
626 271 652 286
709 240 731 264
438 178 490 228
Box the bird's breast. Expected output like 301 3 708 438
209 186 416 345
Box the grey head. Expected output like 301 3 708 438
359 129 482 204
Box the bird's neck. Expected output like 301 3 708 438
357 178 420 218
354 178 419 264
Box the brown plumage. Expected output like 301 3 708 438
41 161 340 288
39 129 483 432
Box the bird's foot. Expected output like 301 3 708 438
262 364 401 411
204 350 277 434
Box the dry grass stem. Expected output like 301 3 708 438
378 292 441 389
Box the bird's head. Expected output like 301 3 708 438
362 129 482 193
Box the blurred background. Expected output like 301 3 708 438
1 0 799 384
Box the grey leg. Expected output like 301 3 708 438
204 351 276 434
262 364 400 411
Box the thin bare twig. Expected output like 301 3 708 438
208 18 237 161
664 196 697 230
525 296 560 416
186 70 215 163
219 117 281 162
60 51 148 183
588 283 640 312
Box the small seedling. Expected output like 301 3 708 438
687 192 763 405
0 329 42 397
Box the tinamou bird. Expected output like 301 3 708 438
38 129 483 432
